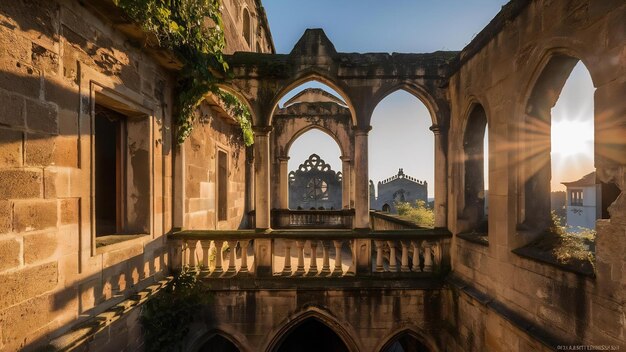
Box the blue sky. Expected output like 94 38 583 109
264 1 595 196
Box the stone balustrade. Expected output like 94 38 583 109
271 209 355 229
169 229 450 279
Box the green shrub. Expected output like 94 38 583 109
141 270 211 352
395 200 435 228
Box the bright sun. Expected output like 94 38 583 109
551 120 594 158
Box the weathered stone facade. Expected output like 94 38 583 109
444 0 626 350
0 0 272 351
0 0 624 351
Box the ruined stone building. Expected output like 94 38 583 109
287 154 343 210
371 168 428 213
0 0 625 351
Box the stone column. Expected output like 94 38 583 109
431 125 448 228
278 156 290 209
254 127 272 229
340 156 351 209
354 128 371 229
245 146 255 227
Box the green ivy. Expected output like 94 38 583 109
140 270 211 352
114 0 253 145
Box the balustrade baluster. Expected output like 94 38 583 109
307 240 319 276
239 239 250 274
400 241 410 272
387 240 398 272
423 241 433 272
411 240 421 272
294 240 306 276
188 240 198 269
374 240 384 272
331 240 343 276
282 240 293 275
320 241 331 276
226 240 237 274
213 240 224 275
181 240 188 268
201 240 211 275
345 239 356 276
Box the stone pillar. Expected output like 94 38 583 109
278 156 290 209
254 127 272 229
431 125 447 228
354 128 371 229
340 156 351 209
245 146 255 227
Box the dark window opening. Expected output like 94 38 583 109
242 9 251 46
382 333 431 352
462 104 488 233
569 189 583 206
600 181 621 219
199 335 240 352
276 319 349 352
218 150 228 221
95 104 125 237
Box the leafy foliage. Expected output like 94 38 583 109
396 200 435 228
549 211 596 265
114 0 253 145
141 270 211 352
217 90 254 146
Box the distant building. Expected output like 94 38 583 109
371 169 428 213
562 172 599 231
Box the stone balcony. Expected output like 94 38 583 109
169 225 451 289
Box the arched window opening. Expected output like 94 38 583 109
242 8 252 46
370 90 433 224
198 334 240 352
518 57 612 270
275 318 349 352
381 332 431 352
461 104 488 235
288 131 342 210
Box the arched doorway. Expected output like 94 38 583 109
198 334 240 352
274 318 350 352
381 333 431 352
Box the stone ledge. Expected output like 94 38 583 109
512 245 595 278
45 277 171 351
190 276 445 291
456 232 489 246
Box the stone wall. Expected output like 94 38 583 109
446 0 625 349
0 0 271 350
0 1 175 350
182 101 249 230
179 286 442 352
222 0 274 54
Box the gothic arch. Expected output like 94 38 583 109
215 83 258 123
263 306 362 352
374 326 440 352
515 43 597 232
185 323 253 352
284 125 349 159
268 73 357 126
371 83 441 127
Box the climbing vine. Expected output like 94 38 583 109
114 0 254 145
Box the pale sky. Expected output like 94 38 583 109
265 1 595 196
